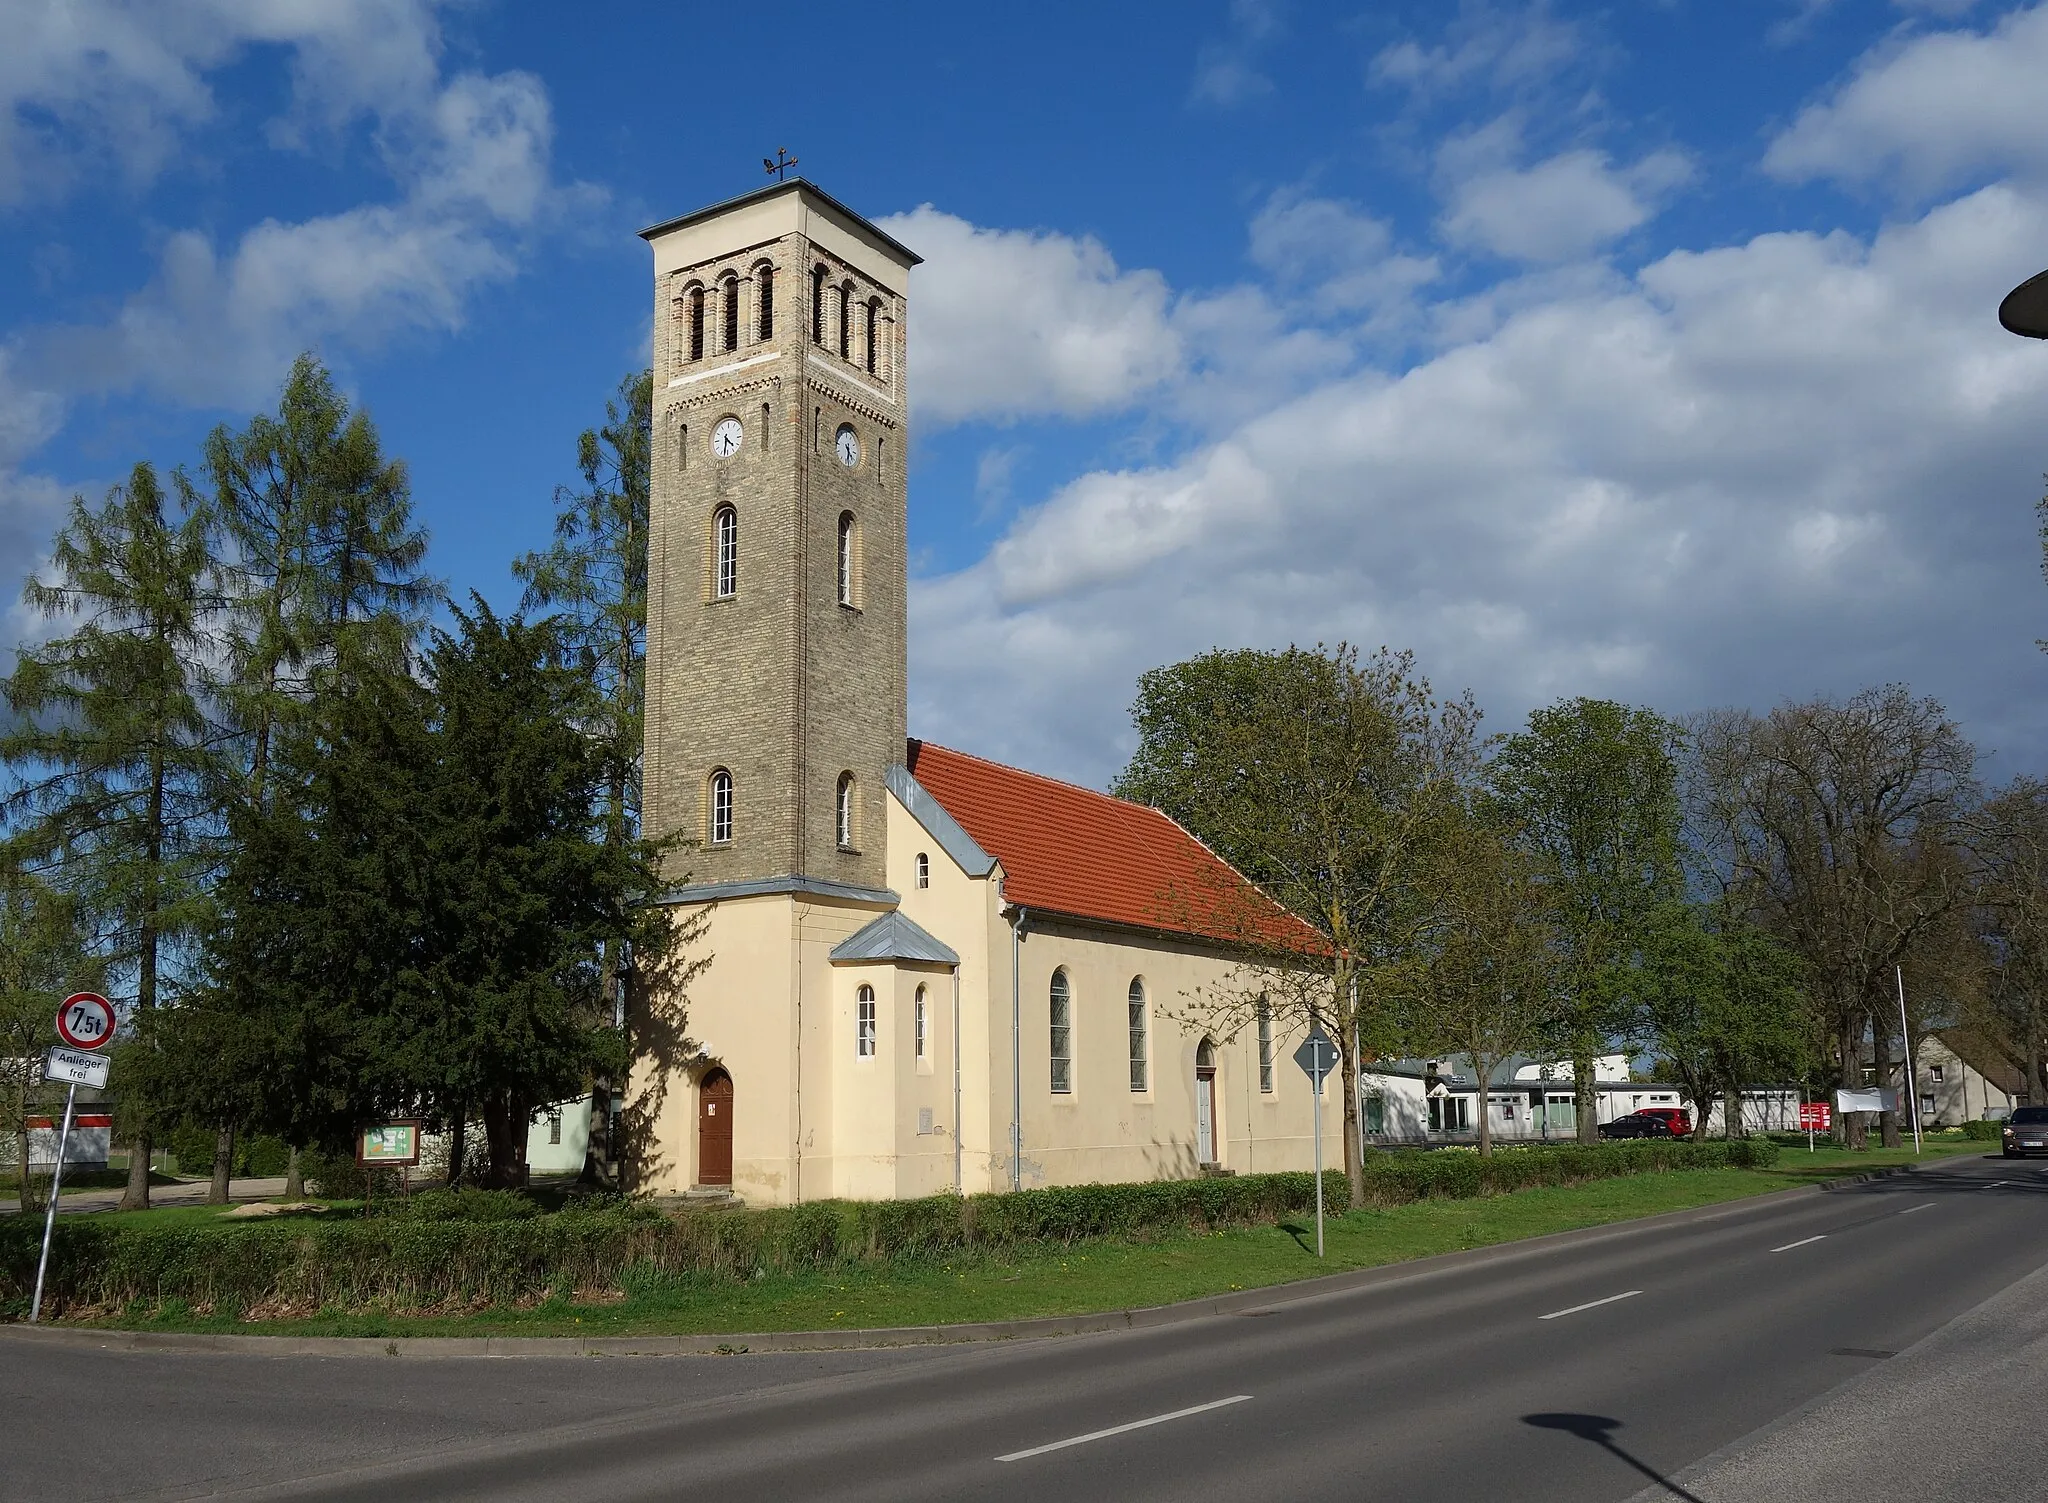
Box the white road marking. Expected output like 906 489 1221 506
1898 1203 1933 1215
995 1395 1254 1462
1770 1235 1827 1253
1979 1181 2013 1190
1539 1290 1642 1321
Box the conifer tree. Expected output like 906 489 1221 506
514 370 651 1182
1 464 218 1208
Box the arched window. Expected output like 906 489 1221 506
721 274 739 352
914 984 927 1060
837 511 857 607
838 281 852 359
757 264 775 340
1257 998 1274 1093
811 265 827 343
713 506 737 598
914 852 930 889
1127 978 1148 1092
865 298 883 374
856 984 876 1057
688 285 705 362
1049 970 1073 1094
709 768 733 845
836 772 856 848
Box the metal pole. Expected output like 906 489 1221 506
1898 966 1922 1154
29 1081 78 1324
1312 1062 1325 1258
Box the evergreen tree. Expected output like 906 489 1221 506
394 599 680 1187
1 464 218 1208
513 370 652 1182
198 353 435 1191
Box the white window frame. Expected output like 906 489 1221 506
1049 969 1072 1094
837 511 856 607
714 506 738 598
710 769 733 844
914 852 930 889
914 985 927 1060
1127 977 1147 1093
837 773 856 848
1256 998 1274 1093
857 984 876 1058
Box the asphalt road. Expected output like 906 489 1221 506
6 1153 2046 1502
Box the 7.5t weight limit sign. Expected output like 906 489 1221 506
55 992 114 1050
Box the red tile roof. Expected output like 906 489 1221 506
905 739 1318 949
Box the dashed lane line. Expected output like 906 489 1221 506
1770 1235 1827 1253
995 1395 1254 1463
1538 1290 1642 1321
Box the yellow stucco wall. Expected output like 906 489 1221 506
631 787 1324 1205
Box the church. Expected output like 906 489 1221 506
627 180 1323 1205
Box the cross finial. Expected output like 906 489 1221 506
763 148 799 182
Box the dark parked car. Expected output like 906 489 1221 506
2003 1106 2048 1157
1599 1112 1678 1140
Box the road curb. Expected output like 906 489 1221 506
0 1158 1954 1359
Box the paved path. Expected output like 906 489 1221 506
0 1176 289 1216
3 1154 2045 1500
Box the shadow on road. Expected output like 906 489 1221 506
1523 1413 1704 1502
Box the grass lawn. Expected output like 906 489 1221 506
75 1140 1991 1340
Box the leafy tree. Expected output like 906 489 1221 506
1 464 218 1208
1115 643 1481 1206
0 867 102 1210
1401 808 1568 1156
1969 777 2048 1101
1487 699 1683 1143
1642 906 1813 1138
513 369 651 1182
1687 689 1975 1147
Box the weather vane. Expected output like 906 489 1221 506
764 148 799 182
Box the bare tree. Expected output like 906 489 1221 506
1686 688 1976 1148
1968 778 2048 1103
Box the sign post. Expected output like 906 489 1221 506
1798 1101 1831 1152
1293 1029 1341 1258
31 992 114 1324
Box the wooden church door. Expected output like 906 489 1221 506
698 1069 733 1186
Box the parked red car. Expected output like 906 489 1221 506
1636 1107 1693 1137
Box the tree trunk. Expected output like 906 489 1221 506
208 1123 234 1204
120 1129 153 1208
1873 1024 1902 1149
446 1112 467 1188
16 1124 37 1213
1340 1040 1364 1208
283 1144 304 1199
2030 992 2043 1108
1573 1038 1599 1145
1475 1057 1495 1159
1838 1013 1866 1150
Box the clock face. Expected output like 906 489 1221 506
712 417 743 458
835 424 861 468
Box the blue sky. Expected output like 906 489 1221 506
4 0 2048 788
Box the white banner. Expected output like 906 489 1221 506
1834 1088 1898 1115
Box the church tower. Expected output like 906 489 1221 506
641 182 919 895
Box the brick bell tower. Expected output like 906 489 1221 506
640 181 919 895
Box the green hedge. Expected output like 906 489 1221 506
1962 1119 2003 1141
0 1138 1776 1319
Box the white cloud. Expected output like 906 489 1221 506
1439 146 1693 262
880 207 1184 427
1765 4 2048 196
1248 190 1441 316
9 7 590 410
1370 5 1585 95
909 184 2048 789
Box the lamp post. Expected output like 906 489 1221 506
2001 266 2048 339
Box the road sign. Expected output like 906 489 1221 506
43 1046 110 1090
55 992 114 1050
1798 1102 1831 1131
1293 1029 1340 1084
